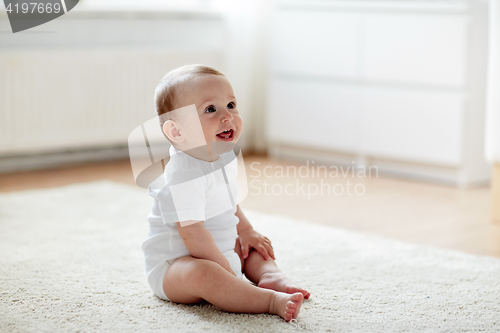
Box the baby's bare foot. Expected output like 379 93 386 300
258 272 310 299
269 292 303 321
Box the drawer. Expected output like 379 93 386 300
359 88 465 166
270 10 360 78
266 79 359 152
363 14 469 86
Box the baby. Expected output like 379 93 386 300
141 64 309 322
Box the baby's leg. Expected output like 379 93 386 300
235 238 310 299
163 256 303 321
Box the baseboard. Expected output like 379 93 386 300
267 142 490 188
0 145 130 173
0 142 257 174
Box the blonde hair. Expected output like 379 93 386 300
155 65 225 130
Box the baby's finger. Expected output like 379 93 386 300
264 238 273 249
264 242 275 260
256 244 270 260
241 243 249 259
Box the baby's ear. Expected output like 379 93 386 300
163 120 184 142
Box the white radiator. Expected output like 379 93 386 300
0 48 223 156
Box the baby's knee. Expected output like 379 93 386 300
184 258 221 284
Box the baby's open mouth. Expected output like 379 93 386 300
216 129 234 140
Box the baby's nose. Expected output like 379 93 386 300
221 109 233 122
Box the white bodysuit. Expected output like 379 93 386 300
142 145 242 300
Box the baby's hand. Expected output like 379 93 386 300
238 228 275 261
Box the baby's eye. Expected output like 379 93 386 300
227 102 235 109
204 105 216 113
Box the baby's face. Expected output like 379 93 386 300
175 74 243 147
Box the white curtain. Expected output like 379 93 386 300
213 0 270 151
486 0 500 164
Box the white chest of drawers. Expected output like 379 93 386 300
266 0 490 186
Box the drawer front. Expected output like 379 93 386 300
364 14 469 86
270 10 360 78
266 79 359 152
360 88 465 166
267 79 465 166
270 10 468 86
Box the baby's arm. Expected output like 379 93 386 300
177 221 236 276
235 205 275 260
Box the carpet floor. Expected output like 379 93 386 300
1 181 499 332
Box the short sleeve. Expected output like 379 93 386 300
157 168 207 224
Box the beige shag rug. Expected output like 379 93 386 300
1 181 499 332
